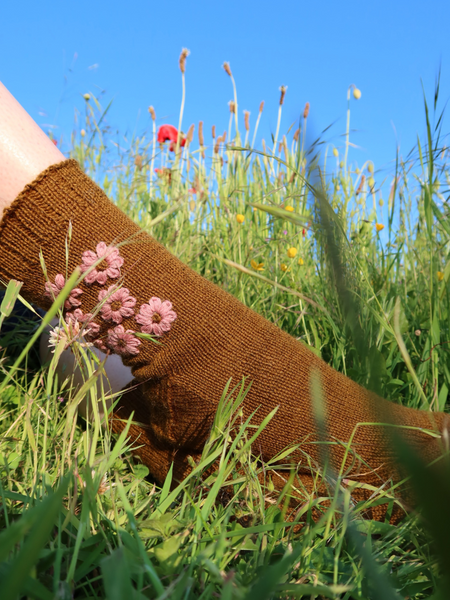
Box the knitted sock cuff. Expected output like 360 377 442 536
0 159 211 377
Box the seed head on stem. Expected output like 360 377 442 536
251 102 264 149
293 128 300 142
223 62 232 77
148 106 156 121
303 102 310 119
244 111 250 132
356 174 366 195
228 100 236 114
214 135 222 154
212 125 216 139
198 121 204 146
186 124 195 144
279 86 287 106
179 48 190 74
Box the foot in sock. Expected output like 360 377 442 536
1 158 449 523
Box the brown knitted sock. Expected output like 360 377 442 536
1 159 448 519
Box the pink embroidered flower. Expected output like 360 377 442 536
80 242 124 285
98 286 137 324
135 296 177 337
106 325 141 356
44 274 83 309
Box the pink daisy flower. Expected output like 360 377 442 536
80 242 124 285
106 325 141 356
135 296 177 337
98 286 137 324
44 274 83 310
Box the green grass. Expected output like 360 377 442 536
1 67 450 598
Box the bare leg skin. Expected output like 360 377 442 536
0 80 65 213
0 81 133 399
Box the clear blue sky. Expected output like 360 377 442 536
1 0 449 181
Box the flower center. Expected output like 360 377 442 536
97 259 108 271
111 301 122 312
117 337 127 347
152 312 162 324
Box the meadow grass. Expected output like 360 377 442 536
1 64 450 599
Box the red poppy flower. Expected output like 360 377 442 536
157 124 186 152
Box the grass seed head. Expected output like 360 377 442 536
223 62 232 77
259 100 265 113
356 174 365 195
186 124 195 144
244 110 250 132
198 121 204 146
229 100 236 114
148 106 156 121
179 48 190 74
303 102 310 119
279 85 287 106
293 128 300 141
134 155 143 169
212 124 216 139
333 148 339 157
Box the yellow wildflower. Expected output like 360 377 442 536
353 88 361 100
285 205 294 212
287 247 297 258
280 263 288 272
438 271 445 282
375 223 384 232
80 129 86 137
298 257 304 265
333 148 339 157
251 259 264 271
236 214 245 224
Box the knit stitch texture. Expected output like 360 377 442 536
0 159 448 521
